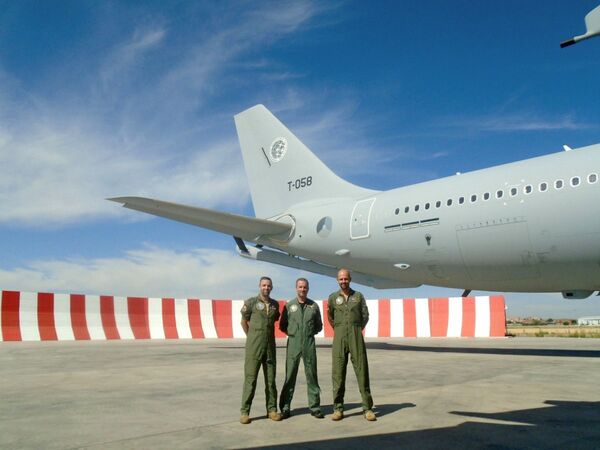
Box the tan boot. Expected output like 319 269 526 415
364 410 377 421
268 411 282 421
240 415 251 424
331 410 344 421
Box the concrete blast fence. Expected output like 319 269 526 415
0 291 506 341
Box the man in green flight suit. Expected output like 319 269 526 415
239 276 283 424
327 268 376 421
279 278 324 419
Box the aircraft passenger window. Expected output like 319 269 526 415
425 202 430 210
496 190 503 198
524 185 532 194
405 206 409 213
539 182 547 192
446 199 452 206
510 187 517 197
483 192 490 200
588 173 598 184
555 179 564 189
436 200 441 208
470 194 477 203
415 204 420 212
571 176 580 187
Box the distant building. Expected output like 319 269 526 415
577 316 600 326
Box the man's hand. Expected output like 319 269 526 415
241 320 249 335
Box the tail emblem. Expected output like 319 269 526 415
270 137 288 162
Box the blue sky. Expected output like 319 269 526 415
1 0 600 318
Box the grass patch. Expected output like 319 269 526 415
507 326 600 338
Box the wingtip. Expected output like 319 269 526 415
107 197 128 204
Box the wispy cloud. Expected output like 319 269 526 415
0 1 333 227
283 101 443 186
100 27 167 88
440 111 593 132
0 0 416 225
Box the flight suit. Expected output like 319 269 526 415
327 288 374 412
240 296 281 415
279 298 323 414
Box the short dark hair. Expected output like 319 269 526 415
296 277 309 287
259 276 272 285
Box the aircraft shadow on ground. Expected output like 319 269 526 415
244 400 600 450
213 343 599 358
363 342 600 358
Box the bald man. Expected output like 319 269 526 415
327 269 376 421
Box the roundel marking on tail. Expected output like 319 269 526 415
270 137 288 162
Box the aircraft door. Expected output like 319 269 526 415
350 198 376 239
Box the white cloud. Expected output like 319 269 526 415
0 245 297 299
0 114 248 225
1 246 597 318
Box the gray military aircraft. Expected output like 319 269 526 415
110 105 600 299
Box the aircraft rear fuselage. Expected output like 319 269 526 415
275 143 600 292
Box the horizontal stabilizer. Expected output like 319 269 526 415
561 4 600 47
240 246 420 289
108 197 292 241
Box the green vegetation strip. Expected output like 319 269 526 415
507 326 600 338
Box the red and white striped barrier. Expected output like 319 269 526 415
0 291 505 341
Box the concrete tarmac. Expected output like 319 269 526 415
1 338 599 450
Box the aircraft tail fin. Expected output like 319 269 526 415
234 105 377 218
